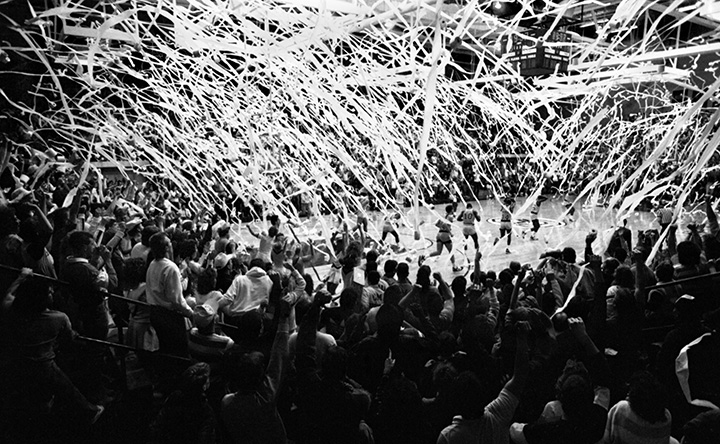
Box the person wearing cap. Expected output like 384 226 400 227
188 304 234 363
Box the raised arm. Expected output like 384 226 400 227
266 301 291 398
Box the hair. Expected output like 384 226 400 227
562 247 577 264
123 257 147 289
176 239 197 260
197 267 217 295
366 250 379 264
655 262 674 282
368 270 381 286
466 203 472 209
141 225 160 247
451 371 492 419
12 278 52 315
268 226 279 238
396 262 409 280
555 360 594 421
218 226 231 238
383 285 403 306
416 265 431 289
498 269 514 286
249 258 266 269
677 241 702 267
365 261 378 274
68 230 95 256
229 351 265 390
450 276 467 300
445 204 453 214
339 288 359 310
627 371 668 424
613 265 635 289
179 362 211 399
149 232 171 259
321 346 348 380
383 259 398 277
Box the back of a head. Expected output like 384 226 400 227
368 270 381 286
396 262 409 280
655 262 674 282
197 267 217 294
509 261 521 275
149 232 170 259
267 226 278 238
339 287 359 309
677 241 702 267
384 259 398 277
365 261 378 274
451 371 491 419
249 258 265 270
180 362 211 399
366 249 379 264
627 371 668 424
124 257 147 288
383 285 403 306
68 230 94 256
229 351 265 390
416 265 431 288
218 226 231 238
450 276 467 300
499 269 514 286
376 303 403 337
613 265 635 289
556 360 593 421
562 247 577 264
321 345 348 380
141 225 160 247
13 278 52 315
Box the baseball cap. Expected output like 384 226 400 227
192 304 216 329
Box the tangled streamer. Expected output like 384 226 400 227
2 0 720 231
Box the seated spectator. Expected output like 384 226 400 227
189 304 234 363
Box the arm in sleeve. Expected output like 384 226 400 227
266 317 290 398
167 266 193 317
486 287 500 330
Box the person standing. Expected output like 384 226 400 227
146 232 193 357
495 197 515 254
456 203 481 252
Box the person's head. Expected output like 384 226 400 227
613 265 635 289
68 230 96 259
179 362 211 399
450 276 467 300
123 257 147 289
339 288 359 310
677 241 702 267
12 278 52 315
217 225 231 239
376 303 403 339
383 285 403 306
466 203 472 209
249 258 266 270
445 204 453 215
383 259 398 278
197 267 217 295
682 410 720 444
321 345 348 381
555 359 594 421
176 239 197 260
367 270 381 286
230 351 266 391
601 257 621 281
0 205 20 236
674 295 700 322
451 371 492 419
140 225 160 247
416 265 431 288
509 261 521 275
149 232 171 260
562 247 577 264
498 269 514 286
654 262 674 282
365 250 379 264
268 226 279 238
396 262 409 281
627 371 668 424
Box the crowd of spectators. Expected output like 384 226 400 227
2 144 720 444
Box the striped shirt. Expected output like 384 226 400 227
188 328 234 362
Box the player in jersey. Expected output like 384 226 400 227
381 211 401 246
456 203 481 251
524 196 545 241
494 196 515 254
420 205 460 271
